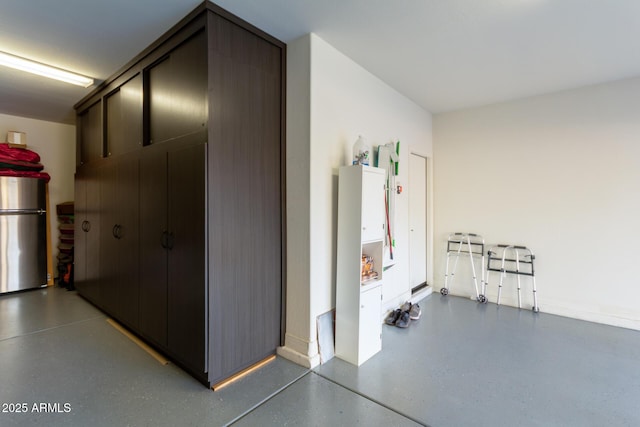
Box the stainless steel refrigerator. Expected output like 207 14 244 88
0 176 48 294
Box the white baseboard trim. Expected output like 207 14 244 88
538 302 640 331
448 290 640 332
277 345 320 369
277 332 321 368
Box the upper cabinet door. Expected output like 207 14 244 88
78 101 103 166
145 30 208 146
105 74 143 157
361 169 386 243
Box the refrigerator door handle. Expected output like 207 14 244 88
0 209 46 215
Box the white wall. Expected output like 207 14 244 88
0 113 76 281
280 33 432 367
433 76 640 330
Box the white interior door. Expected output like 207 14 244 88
409 154 427 289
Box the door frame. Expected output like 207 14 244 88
409 152 434 294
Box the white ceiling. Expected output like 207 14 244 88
2 0 640 125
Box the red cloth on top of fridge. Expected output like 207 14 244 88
0 143 49 182
0 159 45 171
0 168 50 182
0 143 41 163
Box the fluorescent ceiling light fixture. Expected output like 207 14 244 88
0 51 94 88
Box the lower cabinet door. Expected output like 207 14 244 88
138 143 206 378
115 157 140 329
74 172 100 301
358 285 382 365
99 163 119 315
167 143 206 375
139 149 169 347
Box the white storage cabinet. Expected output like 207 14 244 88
335 165 386 365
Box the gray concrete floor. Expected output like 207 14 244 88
1 286 639 426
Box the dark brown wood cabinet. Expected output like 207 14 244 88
208 14 283 381
73 1 285 387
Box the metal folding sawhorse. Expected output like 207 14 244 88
485 244 539 312
440 233 486 302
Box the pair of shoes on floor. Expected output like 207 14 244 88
385 309 411 328
385 302 421 328
400 301 422 320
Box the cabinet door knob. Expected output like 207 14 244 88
112 224 123 239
